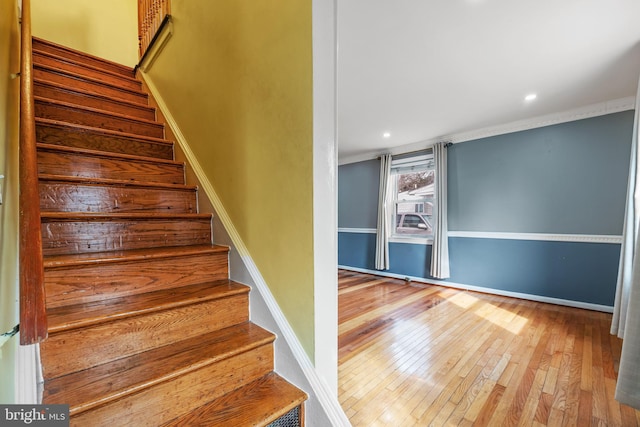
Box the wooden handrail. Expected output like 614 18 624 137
138 0 171 59
19 0 47 345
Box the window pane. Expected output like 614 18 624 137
393 169 435 237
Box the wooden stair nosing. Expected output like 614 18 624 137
38 174 198 191
36 143 183 167
33 48 141 85
44 322 275 416
163 372 308 427
34 78 155 115
35 96 164 136
34 63 147 99
47 280 249 334
43 244 230 269
32 36 134 77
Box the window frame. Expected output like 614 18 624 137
388 152 436 245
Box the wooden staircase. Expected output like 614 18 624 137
33 37 307 426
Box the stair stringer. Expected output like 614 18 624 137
139 72 351 427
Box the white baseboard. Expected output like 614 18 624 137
140 73 351 427
338 265 614 313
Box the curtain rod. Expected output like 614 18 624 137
377 141 452 159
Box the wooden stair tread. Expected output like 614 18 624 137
45 322 275 415
33 48 141 84
163 372 308 427
39 174 197 191
33 62 148 97
47 280 249 333
35 96 163 128
37 143 182 166
34 63 145 97
32 37 134 76
44 244 229 269
36 118 173 146
34 77 153 110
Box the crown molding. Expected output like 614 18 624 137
339 96 635 165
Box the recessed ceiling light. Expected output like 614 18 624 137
525 93 537 101
383 132 391 138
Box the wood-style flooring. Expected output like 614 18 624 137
338 269 640 426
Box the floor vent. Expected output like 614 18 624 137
267 405 301 427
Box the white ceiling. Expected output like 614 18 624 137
337 0 640 163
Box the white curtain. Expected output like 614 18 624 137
430 142 450 279
611 76 640 409
375 154 392 270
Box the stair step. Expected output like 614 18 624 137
33 49 142 91
46 324 274 426
33 37 134 77
34 63 148 105
37 143 185 184
44 245 230 308
35 97 164 138
41 212 213 256
41 291 252 379
47 280 248 333
36 118 174 160
34 79 155 120
39 175 198 214
164 372 308 427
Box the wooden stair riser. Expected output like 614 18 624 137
41 294 251 379
33 37 133 77
45 252 229 308
33 50 141 91
36 120 174 160
41 216 212 256
35 98 164 138
70 345 273 427
39 181 197 214
34 65 147 105
34 80 155 121
37 149 184 184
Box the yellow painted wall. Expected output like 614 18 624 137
31 0 137 67
145 1 315 357
0 0 21 404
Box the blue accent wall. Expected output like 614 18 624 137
448 111 633 234
338 111 634 307
338 233 621 306
338 159 380 229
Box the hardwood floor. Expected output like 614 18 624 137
338 270 640 426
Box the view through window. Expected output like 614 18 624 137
390 153 435 238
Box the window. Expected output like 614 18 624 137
390 152 435 239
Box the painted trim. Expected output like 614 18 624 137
15 342 43 404
339 96 636 165
338 227 376 234
338 265 614 314
448 231 622 244
313 0 345 420
140 73 351 427
338 228 622 244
